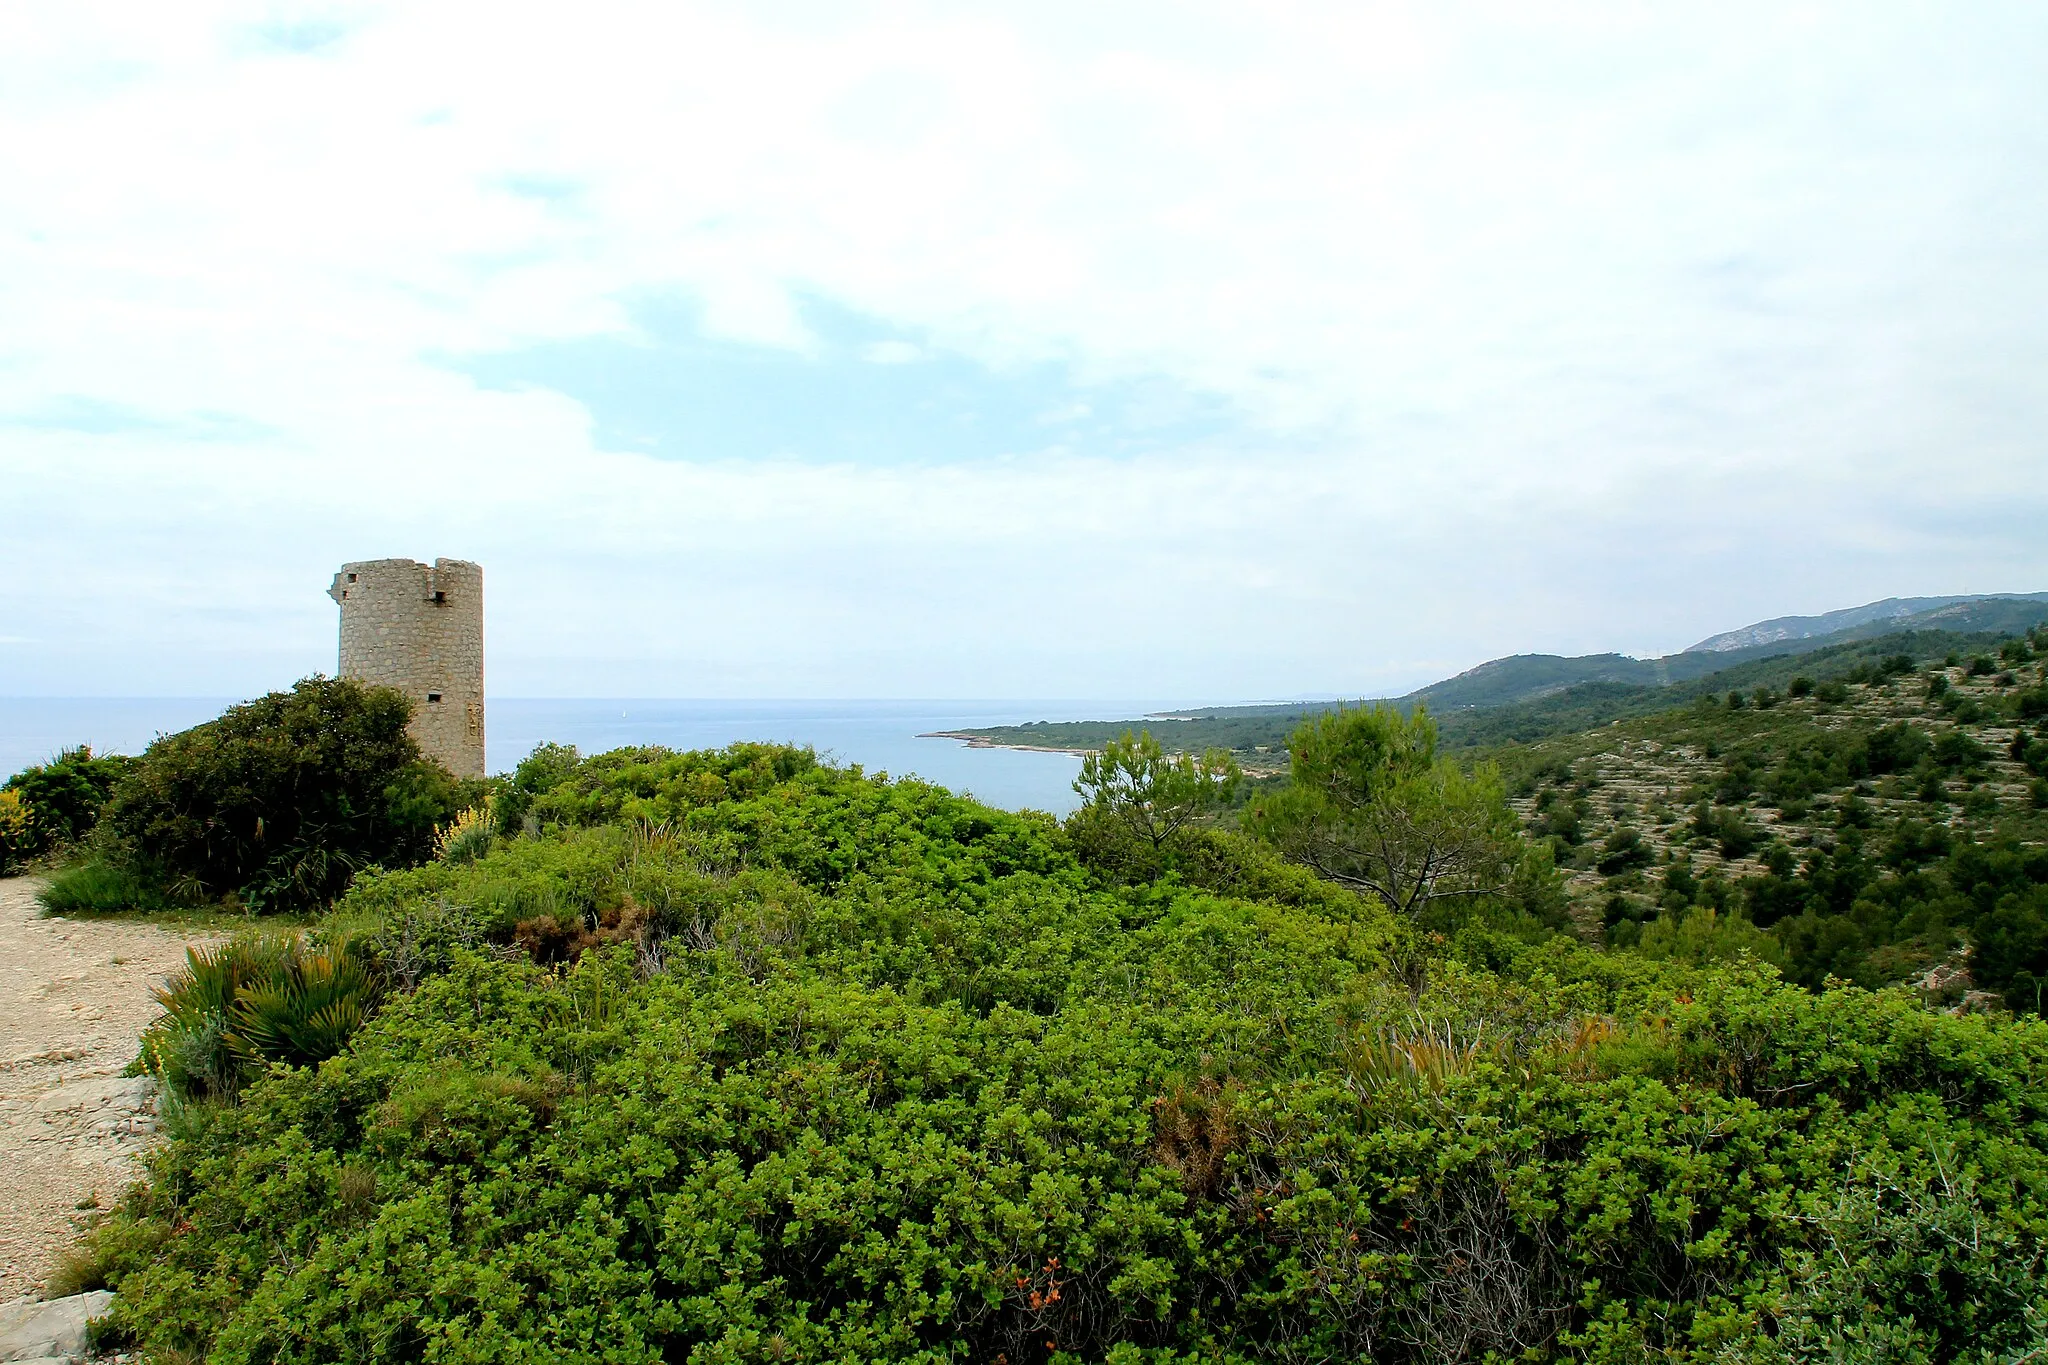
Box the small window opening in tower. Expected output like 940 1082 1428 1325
432 590 446 604
426 692 443 703
346 573 357 582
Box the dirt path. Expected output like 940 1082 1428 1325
0 876 220 1302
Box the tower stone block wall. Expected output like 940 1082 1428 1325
327 558 485 778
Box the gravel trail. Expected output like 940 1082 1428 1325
0 876 219 1301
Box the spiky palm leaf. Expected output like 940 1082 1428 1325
229 942 380 1067
143 937 300 1096
144 935 380 1095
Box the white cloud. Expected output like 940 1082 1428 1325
860 340 925 365
0 1 2045 698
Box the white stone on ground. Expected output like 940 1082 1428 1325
0 1289 114 1362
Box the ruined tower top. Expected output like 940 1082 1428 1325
328 558 485 778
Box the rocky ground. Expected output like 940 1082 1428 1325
0 877 219 1303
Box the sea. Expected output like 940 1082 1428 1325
0 698 1187 816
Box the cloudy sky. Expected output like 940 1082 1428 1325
3 2 2045 700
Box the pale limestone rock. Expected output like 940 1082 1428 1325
0 1289 114 1362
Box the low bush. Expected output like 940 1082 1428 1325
142 934 381 1100
69 746 2048 1361
1690 803 1762 859
511 740 820 831
1596 825 1652 875
2 745 134 856
85 939 2048 1364
36 857 180 914
1632 905 1787 967
96 677 481 911
432 798 497 865
1933 727 1989 771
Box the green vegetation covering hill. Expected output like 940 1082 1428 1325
1423 625 2045 750
1172 596 2048 716
958 624 2048 1008
53 729 2048 1362
1491 630 2048 1005
940 597 2048 761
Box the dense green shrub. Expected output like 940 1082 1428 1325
513 740 820 831
87 938 2048 1364
1689 803 1761 859
2 745 133 855
491 741 584 831
1596 825 1651 875
95 677 479 911
1860 721 1929 774
1631 905 1787 967
1933 727 1989 771
71 748 2048 1361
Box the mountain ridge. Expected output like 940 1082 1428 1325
1160 594 2048 720
930 594 2048 762
1686 593 2048 653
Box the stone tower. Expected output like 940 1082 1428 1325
327 558 485 778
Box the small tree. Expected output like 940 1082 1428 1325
1249 705 1520 916
1073 730 1240 849
100 676 471 910
3 746 134 854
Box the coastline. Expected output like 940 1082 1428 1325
923 730 1287 777
919 730 1099 757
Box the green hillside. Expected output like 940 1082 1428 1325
1483 631 2048 1001
1427 625 2046 749
943 616 2048 762
934 609 2048 1010
1162 595 2048 719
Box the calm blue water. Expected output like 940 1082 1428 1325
0 698 1185 815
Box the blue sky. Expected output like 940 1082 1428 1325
459 295 1242 465
1 2 2045 699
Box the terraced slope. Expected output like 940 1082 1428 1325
1486 636 2048 1001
